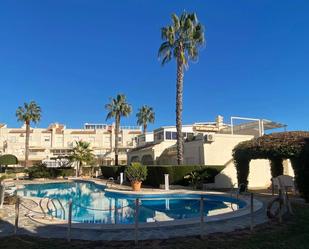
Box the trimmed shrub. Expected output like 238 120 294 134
143 165 222 187
125 162 147 182
100 165 223 187
270 157 284 177
27 164 75 179
0 154 18 166
5 167 26 174
82 166 100 177
233 131 309 202
100 165 125 179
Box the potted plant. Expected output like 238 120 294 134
125 162 147 191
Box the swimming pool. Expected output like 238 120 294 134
17 181 246 224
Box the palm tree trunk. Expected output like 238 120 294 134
114 115 120 166
176 53 184 165
25 121 30 167
143 124 147 134
75 161 78 177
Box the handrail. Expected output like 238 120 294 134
46 197 66 219
52 198 66 218
39 197 50 218
106 177 114 188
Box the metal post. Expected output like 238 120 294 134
164 174 169 191
0 183 5 208
271 179 275 196
278 190 282 223
200 197 204 239
67 200 72 242
15 197 20 235
120 172 124 185
134 198 139 246
285 189 293 215
250 193 254 231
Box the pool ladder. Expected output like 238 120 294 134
39 197 66 220
105 177 114 188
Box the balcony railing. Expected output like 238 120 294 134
120 126 141 130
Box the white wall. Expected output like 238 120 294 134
247 159 272 188
204 134 253 165
184 140 204 165
214 159 295 189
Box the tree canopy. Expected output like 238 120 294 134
0 154 18 166
233 131 309 202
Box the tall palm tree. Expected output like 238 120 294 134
158 12 205 165
16 101 42 167
136 105 155 134
105 94 132 165
70 141 94 177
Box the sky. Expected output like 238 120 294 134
0 0 308 131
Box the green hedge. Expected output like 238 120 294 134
5 167 26 174
82 166 101 176
100 165 125 179
27 164 75 179
100 165 223 187
143 165 223 187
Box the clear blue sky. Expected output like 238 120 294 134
0 0 308 131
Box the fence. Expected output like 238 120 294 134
13 193 266 244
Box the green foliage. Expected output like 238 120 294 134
81 166 100 177
270 157 284 177
69 141 95 176
143 165 222 187
158 12 205 66
0 154 18 166
26 164 75 179
125 162 147 182
100 165 222 187
233 131 309 201
100 166 124 179
16 101 41 124
4 167 25 174
105 94 132 121
136 105 155 133
184 171 202 189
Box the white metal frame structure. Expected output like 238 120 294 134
230 116 264 137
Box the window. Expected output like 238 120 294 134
44 136 50 142
172 132 177 140
155 131 164 141
165 131 172 140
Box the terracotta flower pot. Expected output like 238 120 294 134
131 181 142 191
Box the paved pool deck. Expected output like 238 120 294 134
0 178 270 241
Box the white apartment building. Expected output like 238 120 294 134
0 122 142 166
127 116 291 189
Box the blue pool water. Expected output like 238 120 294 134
17 181 245 224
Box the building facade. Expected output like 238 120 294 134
0 123 142 166
127 115 292 189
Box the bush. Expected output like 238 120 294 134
233 131 309 201
82 166 101 177
143 165 222 187
27 164 75 179
100 165 222 187
125 162 147 182
100 165 125 179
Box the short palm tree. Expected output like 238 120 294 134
158 12 205 165
70 141 94 177
136 105 155 134
16 101 42 167
105 94 132 165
